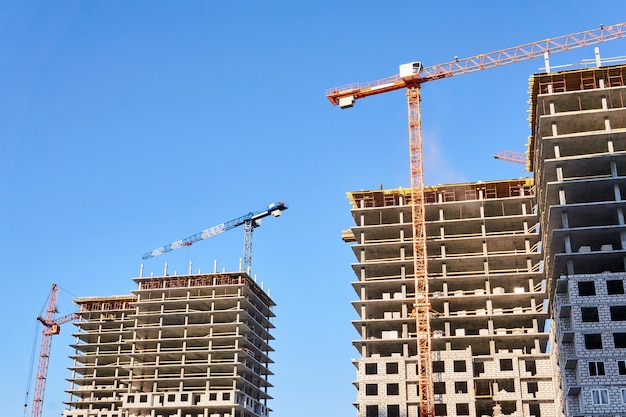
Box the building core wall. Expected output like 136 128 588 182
63 272 275 417
346 181 556 417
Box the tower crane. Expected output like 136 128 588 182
493 150 527 165
327 23 626 417
25 284 78 417
142 201 288 272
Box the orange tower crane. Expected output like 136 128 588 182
26 284 78 417
327 22 626 417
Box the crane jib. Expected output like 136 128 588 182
141 202 288 260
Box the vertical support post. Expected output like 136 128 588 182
243 220 254 273
407 85 434 417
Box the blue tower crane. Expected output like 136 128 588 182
142 202 287 272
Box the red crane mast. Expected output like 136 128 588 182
28 284 77 417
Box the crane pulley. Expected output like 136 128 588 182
327 22 626 417
142 202 288 272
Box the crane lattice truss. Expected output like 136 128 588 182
30 284 77 417
142 202 288 273
327 22 625 417
494 150 527 165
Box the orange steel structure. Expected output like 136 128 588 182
327 22 626 417
493 150 527 165
29 284 77 417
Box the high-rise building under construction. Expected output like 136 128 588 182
345 63 626 417
62 271 275 417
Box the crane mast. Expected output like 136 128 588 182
29 284 77 417
328 22 626 417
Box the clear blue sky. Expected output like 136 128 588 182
2 2 624 417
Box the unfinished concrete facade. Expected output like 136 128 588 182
63 271 275 417
346 181 556 417
530 64 626 417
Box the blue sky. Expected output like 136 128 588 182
2 2 624 417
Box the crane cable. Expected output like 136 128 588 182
23 294 48 417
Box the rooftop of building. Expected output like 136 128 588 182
346 178 535 209
527 63 626 171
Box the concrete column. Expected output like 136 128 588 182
605 116 611 132
549 101 556 114
620 231 626 250
444 321 451 337
442 282 448 297
556 166 563 182
559 188 566 205
564 234 572 253
612 161 619 178
561 211 569 229
618 208 625 225
551 122 558 137
360 213 365 227
567 259 574 275
440 244 446 259
615 184 622 201
439 208 444 221
608 139 615 153
602 95 608 110
554 144 561 158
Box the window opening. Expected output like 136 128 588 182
585 333 603 349
578 281 596 296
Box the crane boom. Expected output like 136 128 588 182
327 22 626 417
327 22 626 106
494 150 527 165
142 202 288 270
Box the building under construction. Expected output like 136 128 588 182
344 63 626 417
62 271 275 417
